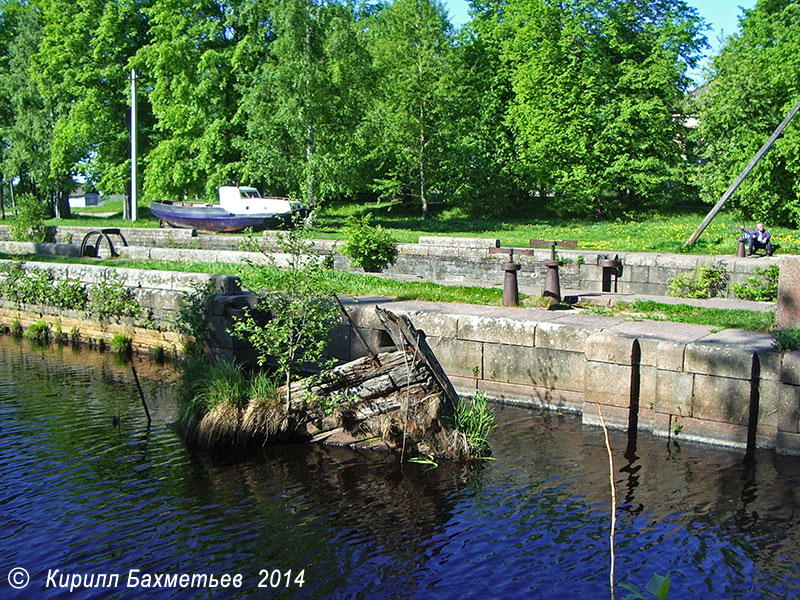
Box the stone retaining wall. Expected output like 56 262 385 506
0 258 244 354
0 226 779 297
338 300 800 456
0 243 795 455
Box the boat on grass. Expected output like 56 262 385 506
150 186 306 233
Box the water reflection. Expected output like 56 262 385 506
1 336 799 599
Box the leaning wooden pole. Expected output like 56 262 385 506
684 97 800 248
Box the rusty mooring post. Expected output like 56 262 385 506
543 260 562 304
489 248 534 307
738 238 747 257
599 255 622 293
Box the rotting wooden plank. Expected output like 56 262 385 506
374 306 459 415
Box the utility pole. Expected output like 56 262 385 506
130 68 138 222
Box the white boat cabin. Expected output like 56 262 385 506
218 186 303 216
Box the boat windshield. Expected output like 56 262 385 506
240 189 260 199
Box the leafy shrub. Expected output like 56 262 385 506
232 220 340 411
9 194 51 242
341 214 398 272
732 265 779 302
92 271 140 320
176 280 215 353
773 328 800 353
0 263 88 310
667 264 727 299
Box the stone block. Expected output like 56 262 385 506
535 314 618 352
426 336 483 379
639 365 657 411
483 344 585 392
585 331 637 365
476 379 585 412
776 256 800 328
585 361 632 408
637 409 671 436
780 350 800 386
685 330 772 379
417 236 500 248
404 310 459 338
457 314 536 346
778 383 800 433
671 415 748 450
656 254 701 270
776 431 800 455
654 369 694 416
138 289 183 313
692 374 752 426
758 379 780 429
654 340 687 371
582 402 629 431
617 264 651 284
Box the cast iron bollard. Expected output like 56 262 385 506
529 239 577 305
738 238 747 258
489 248 534 306
542 260 562 304
598 255 622 292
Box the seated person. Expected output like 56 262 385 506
748 222 773 255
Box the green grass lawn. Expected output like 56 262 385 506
308 200 800 255
24 198 797 255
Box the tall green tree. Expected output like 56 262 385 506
137 0 245 202
503 0 705 217
0 1 62 209
32 0 153 215
237 0 372 205
365 0 455 218
696 0 800 225
446 0 524 215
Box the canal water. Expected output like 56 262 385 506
1 336 798 599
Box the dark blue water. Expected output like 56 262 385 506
1 336 799 599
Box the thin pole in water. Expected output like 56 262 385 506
131 364 151 426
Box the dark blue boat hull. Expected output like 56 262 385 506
150 202 294 233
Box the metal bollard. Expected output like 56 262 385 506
489 248 534 307
598 256 622 293
738 238 746 257
543 260 562 304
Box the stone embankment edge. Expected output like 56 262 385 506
0 252 797 456
339 300 800 456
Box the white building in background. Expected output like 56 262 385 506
68 188 100 208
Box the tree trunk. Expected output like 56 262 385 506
123 181 130 220
56 188 71 219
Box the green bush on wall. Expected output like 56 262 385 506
341 214 398 272
667 264 727 299
732 265 779 302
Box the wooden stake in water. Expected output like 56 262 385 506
131 364 151 426
596 403 617 600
